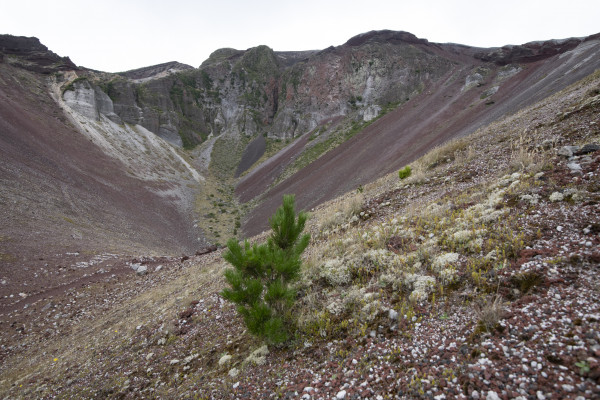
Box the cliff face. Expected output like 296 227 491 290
54 30 598 178
73 31 454 154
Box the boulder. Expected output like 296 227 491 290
135 265 148 275
576 143 600 155
557 146 579 157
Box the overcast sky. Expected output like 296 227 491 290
2 0 599 73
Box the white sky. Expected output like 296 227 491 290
2 0 599 73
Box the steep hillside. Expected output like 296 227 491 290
0 39 206 271
0 66 598 399
240 33 600 236
49 30 599 243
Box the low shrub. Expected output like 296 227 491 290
398 166 412 180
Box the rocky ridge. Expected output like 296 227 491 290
0 34 77 74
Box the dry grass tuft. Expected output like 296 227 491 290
473 294 505 332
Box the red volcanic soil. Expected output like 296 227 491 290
240 38 600 236
0 64 200 304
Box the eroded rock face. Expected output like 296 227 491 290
54 30 600 162
63 79 122 124
82 32 453 149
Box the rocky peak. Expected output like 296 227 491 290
344 30 429 47
474 36 586 65
201 48 245 68
0 35 48 54
0 34 77 73
118 61 194 81
235 45 280 76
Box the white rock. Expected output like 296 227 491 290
389 309 399 320
228 368 239 378
556 226 563 232
336 389 347 399
232 382 239 389
169 359 179 365
486 391 500 400
136 265 148 276
146 353 154 360
536 391 546 399
567 162 582 172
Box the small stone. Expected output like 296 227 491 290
228 368 239 378
146 353 154 360
558 146 578 157
472 390 480 399
486 391 500 400
155 265 163 272
536 391 546 400
556 226 563 232
169 359 179 365
562 384 574 392
232 382 240 389
389 309 398 320
336 390 347 399
136 265 148 276
567 162 582 172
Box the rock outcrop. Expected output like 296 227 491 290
63 78 122 124
474 37 584 65
0 34 77 73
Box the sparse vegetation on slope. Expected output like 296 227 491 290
2 41 600 400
